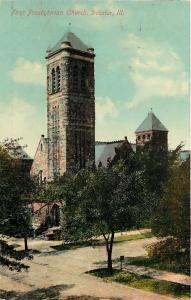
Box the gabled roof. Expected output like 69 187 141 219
135 112 168 133
48 31 89 55
95 140 136 167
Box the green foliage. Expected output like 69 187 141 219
100 231 153 244
0 140 36 270
60 168 98 242
153 159 190 256
131 240 190 275
111 140 170 227
55 159 148 271
152 158 189 240
37 180 64 204
42 155 149 271
137 143 185 224
136 140 168 196
149 152 190 271
50 232 153 251
89 268 190 299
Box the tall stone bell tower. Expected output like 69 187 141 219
46 31 95 179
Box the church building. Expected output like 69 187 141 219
30 30 191 233
31 30 169 183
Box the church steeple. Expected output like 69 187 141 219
46 31 95 179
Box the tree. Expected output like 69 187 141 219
151 156 190 269
0 141 35 270
136 139 168 197
60 160 148 272
136 141 184 227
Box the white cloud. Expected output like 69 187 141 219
95 96 119 123
128 72 188 108
0 96 46 157
121 34 189 108
10 58 46 86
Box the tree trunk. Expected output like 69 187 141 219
24 235 28 252
106 230 115 273
107 248 113 272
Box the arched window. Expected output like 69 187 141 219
73 65 79 91
81 67 86 92
52 69 56 94
56 66 61 92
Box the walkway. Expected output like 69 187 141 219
0 237 179 299
123 264 190 286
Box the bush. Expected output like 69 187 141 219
147 238 189 273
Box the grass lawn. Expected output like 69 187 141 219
51 232 153 252
129 256 190 276
108 231 153 244
89 268 190 299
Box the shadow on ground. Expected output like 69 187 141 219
64 297 122 300
93 255 146 266
39 240 100 256
0 289 123 300
50 240 99 251
93 255 189 276
0 284 74 300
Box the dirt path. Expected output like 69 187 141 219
0 238 177 300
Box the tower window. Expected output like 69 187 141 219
81 67 86 92
52 69 56 94
73 65 79 91
56 66 61 92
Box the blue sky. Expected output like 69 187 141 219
0 0 189 156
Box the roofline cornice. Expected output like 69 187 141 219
46 47 95 59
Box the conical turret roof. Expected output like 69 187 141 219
135 112 168 133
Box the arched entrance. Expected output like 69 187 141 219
50 204 60 226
